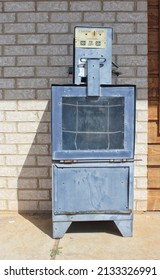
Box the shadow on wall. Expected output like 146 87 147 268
17 100 52 213
17 100 52 236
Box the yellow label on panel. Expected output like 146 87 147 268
75 28 106 48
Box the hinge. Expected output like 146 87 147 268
109 159 134 163
60 160 77 164
107 159 127 163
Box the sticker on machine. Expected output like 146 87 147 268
75 28 106 49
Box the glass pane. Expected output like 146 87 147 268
62 96 124 150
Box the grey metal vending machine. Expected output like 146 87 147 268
51 27 136 238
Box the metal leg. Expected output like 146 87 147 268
53 221 72 239
114 220 133 237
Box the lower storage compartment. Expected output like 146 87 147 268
53 162 133 214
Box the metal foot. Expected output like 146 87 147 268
114 220 133 237
53 221 72 238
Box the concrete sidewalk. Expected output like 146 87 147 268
0 212 160 260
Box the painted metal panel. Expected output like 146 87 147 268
54 164 129 214
74 26 112 85
52 161 134 238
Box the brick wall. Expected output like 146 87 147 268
0 0 148 212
